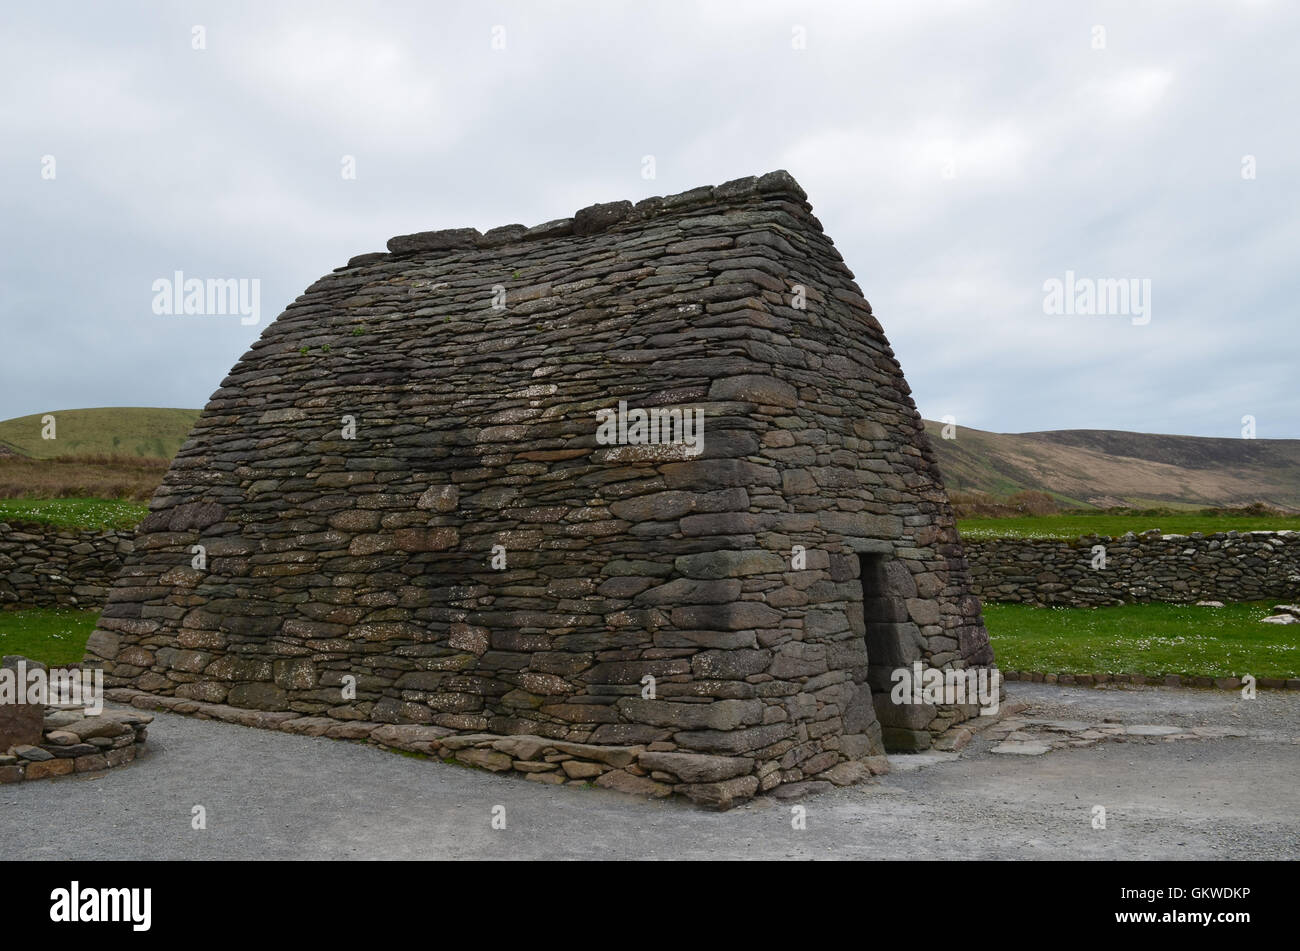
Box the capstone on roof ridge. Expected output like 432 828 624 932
341 169 808 270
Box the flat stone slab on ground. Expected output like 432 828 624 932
990 742 1051 755
1126 724 1184 736
885 751 961 771
1191 725 1252 738
1025 719 1094 732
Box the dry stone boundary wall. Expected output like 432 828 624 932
0 521 134 609
965 530 1300 607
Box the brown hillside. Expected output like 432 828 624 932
924 422 1300 512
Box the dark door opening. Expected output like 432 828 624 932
858 553 912 692
858 552 934 750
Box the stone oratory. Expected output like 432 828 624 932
87 171 996 807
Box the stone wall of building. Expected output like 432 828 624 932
83 171 996 807
0 521 134 609
965 530 1300 606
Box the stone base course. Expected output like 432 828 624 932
103 685 1028 807
106 685 893 808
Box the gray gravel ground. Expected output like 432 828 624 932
4 682 1296 860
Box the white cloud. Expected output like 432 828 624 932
0 0 1294 438
230 21 458 150
1081 67 1174 119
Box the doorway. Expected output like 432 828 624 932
858 552 913 692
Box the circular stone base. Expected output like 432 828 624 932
0 707 152 784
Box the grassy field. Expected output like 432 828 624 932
0 405 186 502
985 601 1298 679
0 608 100 666
0 407 199 460
0 498 150 530
959 511 1300 540
0 456 167 502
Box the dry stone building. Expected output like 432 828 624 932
87 170 996 805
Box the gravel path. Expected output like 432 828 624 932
4 682 1296 860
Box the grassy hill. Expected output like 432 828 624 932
0 407 200 460
924 421 1300 513
0 407 197 503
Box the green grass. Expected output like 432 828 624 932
0 407 199 460
0 608 99 666
985 601 1298 679
0 497 149 530
959 512 1300 540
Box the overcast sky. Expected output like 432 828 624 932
2 1 1296 438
